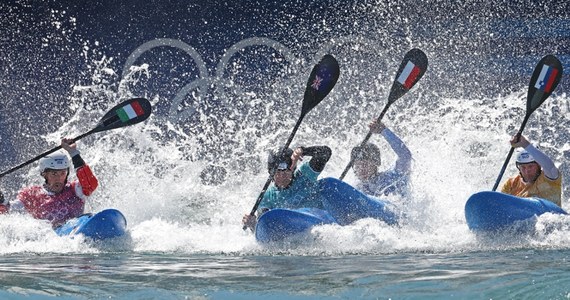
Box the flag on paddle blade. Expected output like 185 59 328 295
311 75 323 90
116 100 145 122
302 54 339 114
309 55 340 98
397 61 421 89
312 67 336 95
534 64 558 93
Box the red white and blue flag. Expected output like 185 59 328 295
397 61 421 89
311 75 323 90
534 64 558 93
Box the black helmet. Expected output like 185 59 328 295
351 143 381 166
267 148 294 174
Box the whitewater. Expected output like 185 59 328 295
1 1 569 298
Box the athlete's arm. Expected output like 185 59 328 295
524 144 559 180
69 150 99 196
381 128 412 174
302 146 332 172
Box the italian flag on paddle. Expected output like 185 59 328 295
116 100 145 122
397 61 421 89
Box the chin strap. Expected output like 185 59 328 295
518 168 542 184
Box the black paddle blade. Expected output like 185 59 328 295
387 48 428 104
243 55 339 229
302 54 340 116
0 97 152 179
526 55 563 115
93 98 152 133
491 55 563 191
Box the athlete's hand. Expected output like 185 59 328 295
510 134 530 148
61 137 80 156
242 214 257 231
61 137 77 152
291 147 304 170
369 120 386 134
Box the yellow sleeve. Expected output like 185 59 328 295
500 178 512 194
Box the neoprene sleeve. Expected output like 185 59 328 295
302 146 332 172
71 154 86 169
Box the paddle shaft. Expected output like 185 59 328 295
0 98 152 179
492 55 563 191
246 113 306 219
491 115 530 191
339 99 392 180
0 129 97 178
242 55 339 231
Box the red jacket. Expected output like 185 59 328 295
0 165 98 227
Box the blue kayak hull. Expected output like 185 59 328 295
465 191 567 232
320 177 399 226
55 209 127 240
255 208 336 243
255 177 398 243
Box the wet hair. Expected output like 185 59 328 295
351 143 381 166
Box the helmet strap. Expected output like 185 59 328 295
517 168 541 183
41 169 70 191
274 170 295 190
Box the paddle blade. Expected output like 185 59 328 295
302 54 340 116
0 98 152 179
387 48 428 104
93 98 152 133
526 55 563 115
491 55 563 191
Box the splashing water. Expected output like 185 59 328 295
0 1 569 256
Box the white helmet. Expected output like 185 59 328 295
516 150 536 164
39 152 71 173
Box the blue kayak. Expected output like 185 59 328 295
320 177 399 226
55 209 127 240
255 177 399 243
255 208 336 243
465 191 567 232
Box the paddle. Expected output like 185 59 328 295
339 48 428 180
243 54 340 230
0 98 152 178
492 55 563 191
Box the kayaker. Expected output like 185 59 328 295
0 138 99 227
501 134 562 207
350 119 412 198
242 145 332 230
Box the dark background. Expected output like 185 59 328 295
1 0 569 177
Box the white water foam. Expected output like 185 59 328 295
1 2 569 256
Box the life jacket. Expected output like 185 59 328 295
17 182 86 227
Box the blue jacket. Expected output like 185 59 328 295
259 162 324 210
356 128 412 198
